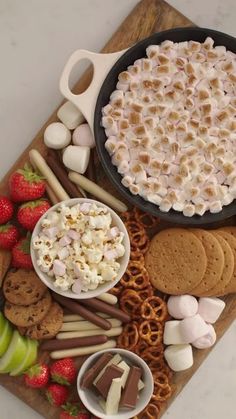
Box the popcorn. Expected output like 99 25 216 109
34 203 125 292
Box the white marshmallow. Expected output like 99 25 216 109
72 279 82 294
53 259 66 276
164 321 186 345
192 324 216 349
72 123 95 148
44 122 71 149
198 297 226 324
63 145 90 174
164 344 193 372
57 101 85 129
167 295 198 319
179 314 209 343
59 235 71 247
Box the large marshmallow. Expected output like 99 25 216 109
167 295 198 319
179 314 209 343
164 320 186 345
44 122 71 149
164 344 193 372
57 101 85 130
72 123 95 148
63 145 90 174
198 297 226 324
192 324 216 349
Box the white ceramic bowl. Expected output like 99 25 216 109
77 348 154 419
30 198 130 299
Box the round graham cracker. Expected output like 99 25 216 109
145 228 207 295
214 231 236 295
189 229 224 296
218 226 236 239
205 232 234 296
4 291 52 327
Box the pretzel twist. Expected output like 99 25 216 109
139 320 163 346
141 296 168 322
117 322 139 350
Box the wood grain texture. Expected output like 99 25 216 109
0 0 235 418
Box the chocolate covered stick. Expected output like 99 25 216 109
46 150 83 198
80 298 130 323
40 335 108 351
52 292 112 331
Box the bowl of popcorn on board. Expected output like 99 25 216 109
31 198 130 299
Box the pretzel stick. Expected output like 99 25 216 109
29 149 69 201
97 293 118 305
50 339 116 359
56 327 123 340
68 171 128 212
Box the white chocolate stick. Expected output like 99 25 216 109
29 149 69 201
50 339 116 359
56 326 123 340
68 171 128 212
106 377 122 415
30 158 60 205
97 293 118 305
63 313 110 322
60 318 121 332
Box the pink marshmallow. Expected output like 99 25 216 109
67 229 80 240
72 279 82 294
167 295 198 319
198 297 226 324
179 314 209 343
53 260 66 276
72 123 95 148
104 249 117 261
43 227 58 239
107 227 119 239
80 202 91 214
192 324 216 349
58 235 72 247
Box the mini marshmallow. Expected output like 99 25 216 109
59 235 72 247
43 227 58 239
164 344 193 372
53 260 66 276
72 279 82 294
57 101 85 129
67 230 80 240
72 123 95 148
63 145 90 174
164 321 186 345
179 314 209 343
167 295 198 319
198 297 226 324
192 324 216 349
44 122 71 149
57 247 69 260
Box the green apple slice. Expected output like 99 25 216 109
0 320 13 357
0 330 27 373
10 338 38 376
0 312 6 334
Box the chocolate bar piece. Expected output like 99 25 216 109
120 366 141 408
94 364 124 398
81 353 113 389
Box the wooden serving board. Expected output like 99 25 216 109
0 0 236 418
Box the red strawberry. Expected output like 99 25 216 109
24 363 49 388
9 164 46 202
12 235 33 269
46 383 69 407
0 196 14 224
17 199 51 231
0 223 19 250
50 358 77 386
60 403 90 419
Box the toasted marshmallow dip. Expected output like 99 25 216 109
101 37 236 217
32 202 125 293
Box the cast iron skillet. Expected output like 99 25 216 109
61 27 236 225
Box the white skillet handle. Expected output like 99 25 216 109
59 49 126 130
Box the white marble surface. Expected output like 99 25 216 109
0 0 235 418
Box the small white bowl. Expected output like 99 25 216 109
31 198 130 299
77 348 154 419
